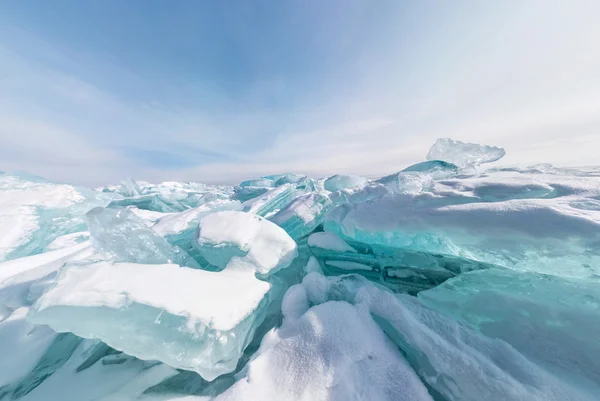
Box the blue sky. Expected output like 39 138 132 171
1 1 599 185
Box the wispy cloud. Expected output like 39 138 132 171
1 1 599 186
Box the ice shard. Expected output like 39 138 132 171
29 262 274 381
419 268 600 392
195 210 297 274
269 192 332 239
426 138 505 168
323 174 369 192
86 207 199 268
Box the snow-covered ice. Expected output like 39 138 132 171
0 138 599 401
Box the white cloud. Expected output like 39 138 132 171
1 1 600 186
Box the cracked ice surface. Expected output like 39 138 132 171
0 138 599 401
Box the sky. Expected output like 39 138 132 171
1 0 599 186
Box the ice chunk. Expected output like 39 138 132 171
2 337 176 401
289 272 596 401
426 138 505 168
47 232 91 251
269 193 332 239
0 307 58 388
29 261 273 381
195 211 297 275
0 242 93 310
0 172 108 261
323 174 369 192
324 170 600 278
308 237 493 294
216 299 432 401
376 172 435 194
86 207 198 268
307 231 356 252
401 160 459 179
242 184 300 217
419 269 600 392
153 200 243 237
239 173 306 189
304 256 323 275
232 186 269 202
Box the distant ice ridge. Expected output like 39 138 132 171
1 138 600 400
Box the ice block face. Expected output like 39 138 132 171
426 138 506 168
418 268 600 392
256 271 596 401
86 207 199 268
0 172 111 262
401 160 459 179
30 211 298 382
195 210 298 275
28 262 273 382
324 168 600 279
269 192 332 239
323 174 369 192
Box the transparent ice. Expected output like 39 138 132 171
0 138 599 401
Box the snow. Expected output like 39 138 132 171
216 300 432 401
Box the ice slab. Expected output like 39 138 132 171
196 211 297 275
426 138 505 168
153 200 243 237
0 307 58 388
376 172 435 194
47 232 91 251
242 184 300 217
401 160 459 179
0 242 93 310
289 272 596 401
0 173 106 261
323 174 368 192
269 192 331 239
307 232 356 253
239 173 306 189
87 207 199 268
29 261 273 381
419 268 600 393
4 338 176 401
324 169 600 278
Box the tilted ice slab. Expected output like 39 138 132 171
257 271 596 401
31 211 298 381
0 173 103 261
29 262 272 382
269 192 332 239
196 211 297 274
324 169 600 278
241 184 301 217
307 232 356 253
0 307 58 388
426 138 505 168
87 207 199 268
323 174 369 192
152 200 242 238
419 268 600 394
0 241 93 310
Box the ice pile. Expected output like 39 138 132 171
1 138 599 401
